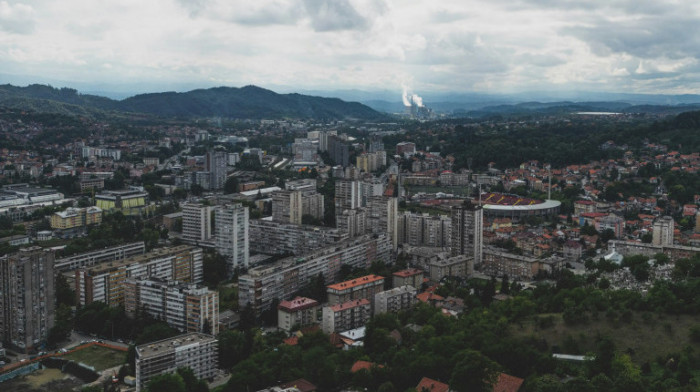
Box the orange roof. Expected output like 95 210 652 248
492 373 524 392
330 298 371 312
279 379 317 392
327 274 384 291
416 292 444 303
283 336 299 346
393 268 423 278
416 377 449 392
351 360 383 373
278 296 319 312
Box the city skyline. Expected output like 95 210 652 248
1 1 700 98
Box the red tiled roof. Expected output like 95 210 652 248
330 298 371 312
327 274 384 291
416 292 444 303
283 336 299 346
393 268 424 278
278 296 320 312
492 373 524 392
351 360 384 373
279 379 317 392
416 377 449 392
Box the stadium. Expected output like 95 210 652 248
477 192 561 220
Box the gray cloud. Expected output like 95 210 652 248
302 0 368 32
0 1 35 34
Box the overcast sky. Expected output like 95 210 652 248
2 0 700 97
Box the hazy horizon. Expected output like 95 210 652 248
2 1 700 102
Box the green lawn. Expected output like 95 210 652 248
513 311 700 364
62 345 126 371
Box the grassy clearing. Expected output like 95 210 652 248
512 311 700 364
62 345 126 371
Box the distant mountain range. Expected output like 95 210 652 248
0 84 385 121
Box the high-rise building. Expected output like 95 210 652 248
652 216 675 246
328 135 350 167
335 179 362 213
398 212 452 247
124 278 219 335
0 247 55 352
367 196 398 250
215 204 249 274
135 333 218 392
76 246 203 307
451 200 484 265
272 190 303 224
207 149 228 190
285 179 324 221
238 234 392 315
182 202 214 245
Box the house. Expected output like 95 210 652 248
416 377 450 392
350 360 383 373
492 373 524 392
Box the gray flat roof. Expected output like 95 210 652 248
136 332 216 359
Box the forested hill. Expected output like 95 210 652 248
0 84 385 121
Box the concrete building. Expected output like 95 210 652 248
336 208 368 238
238 234 392 315
95 189 150 216
374 286 417 315
335 180 362 212
272 190 303 225
75 246 203 307
392 268 424 289
182 202 214 245
366 196 398 250
249 219 346 256
207 149 228 190
328 135 349 167
285 179 325 221
398 212 452 248
427 254 471 282
50 206 103 234
135 333 218 392
0 247 55 352
451 200 484 265
395 142 416 157
277 297 321 332
215 204 249 274
327 274 385 306
55 242 145 272
322 299 371 334
652 216 675 246
124 278 219 335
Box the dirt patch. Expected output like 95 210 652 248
2 368 83 392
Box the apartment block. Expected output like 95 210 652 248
135 333 218 392
238 234 392 315
366 196 398 250
272 190 303 224
398 212 451 247
215 203 249 274
327 274 385 306
322 299 371 334
277 296 321 332
374 286 417 315
427 254 472 282
182 202 214 245
55 241 145 272
652 216 675 246
249 219 347 256
0 247 55 352
392 268 424 289
451 201 484 265
75 245 203 307
95 189 149 216
50 206 103 236
124 278 219 335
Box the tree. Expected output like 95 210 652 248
177 367 209 392
190 184 204 196
203 251 228 288
145 373 186 392
224 176 239 194
449 350 500 392
56 274 75 307
500 275 510 295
